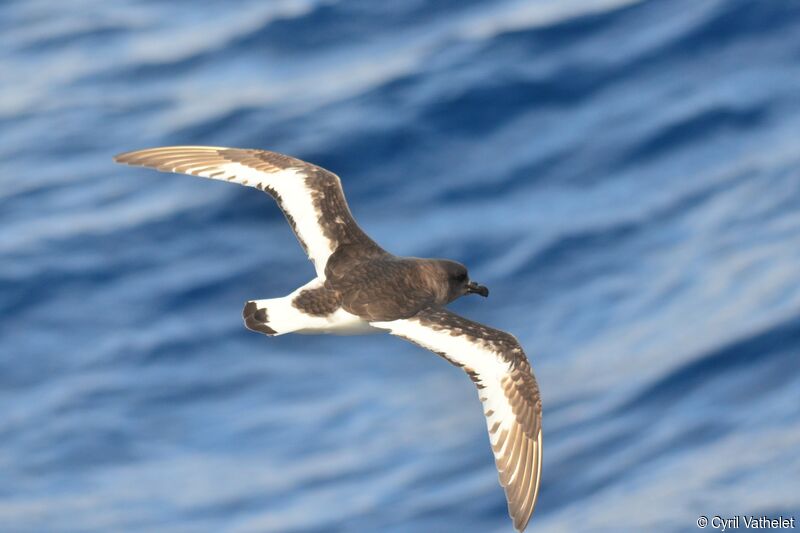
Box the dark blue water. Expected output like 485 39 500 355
2 0 799 531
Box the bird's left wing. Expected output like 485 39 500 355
371 308 542 532
114 146 382 277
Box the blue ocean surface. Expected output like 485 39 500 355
1 0 799 531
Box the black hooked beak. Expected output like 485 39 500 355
466 281 489 297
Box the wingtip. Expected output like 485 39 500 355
113 149 141 165
113 146 161 164
113 146 234 166
509 427 543 532
512 507 532 532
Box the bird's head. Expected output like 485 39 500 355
435 259 489 303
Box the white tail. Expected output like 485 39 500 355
242 279 380 336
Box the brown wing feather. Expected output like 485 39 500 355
373 308 543 531
114 146 383 275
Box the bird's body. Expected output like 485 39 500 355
246 255 475 336
115 146 543 531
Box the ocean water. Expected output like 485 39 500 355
1 0 799 531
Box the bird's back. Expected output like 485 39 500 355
326 255 442 322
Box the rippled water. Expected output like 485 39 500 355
2 0 800 531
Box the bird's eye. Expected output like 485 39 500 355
457 272 467 282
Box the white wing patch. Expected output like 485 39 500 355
114 146 337 277
373 311 543 531
378 317 518 425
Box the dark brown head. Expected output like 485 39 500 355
435 259 489 303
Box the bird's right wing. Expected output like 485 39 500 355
114 146 383 277
372 307 542 532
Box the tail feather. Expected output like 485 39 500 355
242 278 377 337
242 301 279 335
243 297 310 336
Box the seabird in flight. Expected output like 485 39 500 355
114 146 543 531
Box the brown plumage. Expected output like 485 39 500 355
114 145 543 531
